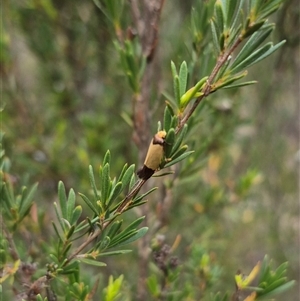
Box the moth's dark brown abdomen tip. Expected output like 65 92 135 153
137 165 155 180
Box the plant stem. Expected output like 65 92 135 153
176 36 243 133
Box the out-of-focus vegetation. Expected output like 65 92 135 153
1 0 299 300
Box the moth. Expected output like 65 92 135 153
137 130 166 180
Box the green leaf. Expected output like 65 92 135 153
109 230 136 248
243 20 266 38
79 258 107 267
131 187 157 204
52 221 63 242
231 23 275 68
259 280 296 299
165 128 176 159
214 0 225 32
213 71 248 90
171 61 181 104
58 181 67 219
153 171 174 178
163 106 173 132
244 40 286 69
53 201 65 231
178 61 188 96
107 182 123 208
180 76 208 109
210 19 221 53
110 217 145 247
116 227 148 247
107 220 122 239
19 183 37 219
101 163 111 205
79 193 99 215
70 206 82 225
226 23 242 48
122 216 145 233
99 236 111 251
164 150 194 168
103 150 111 166
226 0 239 27
117 163 128 182
274 262 289 278
172 123 188 154
98 250 132 257
121 164 135 192
129 173 136 191
230 43 272 74
146 275 160 296
170 115 179 129
126 200 147 210
66 225 75 240
2 183 14 216
257 0 283 21
223 80 257 89
89 165 100 200
170 145 189 161
67 189 76 221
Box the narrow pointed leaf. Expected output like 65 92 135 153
230 43 272 74
170 115 179 129
79 258 106 267
226 0 239 27
178 61 188 96
223 80 257 89
122 216 145 233
54 201 65 231
244 40 286 69
163 106 173 132
117 163 128 183
116 227 148 247
52 221 63 242
107 182 123 207
164 150 194 168
98 250 132 256
58 181 67 219
211 19 221 53
132 187 157 203
172 124 188 155
79 193 99 215
180 76 208 109
107 220 122 239
103 150 111 166
214 0 225 32
232 23 274 68
101 163 110 205
70 206 82 225
171 145 189 161
165 128 176 159
171 61 180 104
19 183 38 219
121 164 135 191
214 71 248 90
243 20 266 39
67 189 76 220
89 165 99 199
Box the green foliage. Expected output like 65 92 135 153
1 140 38 231
2 0 297 300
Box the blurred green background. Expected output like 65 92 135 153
2 0 299 299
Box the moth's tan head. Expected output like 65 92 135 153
153 130 167 145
